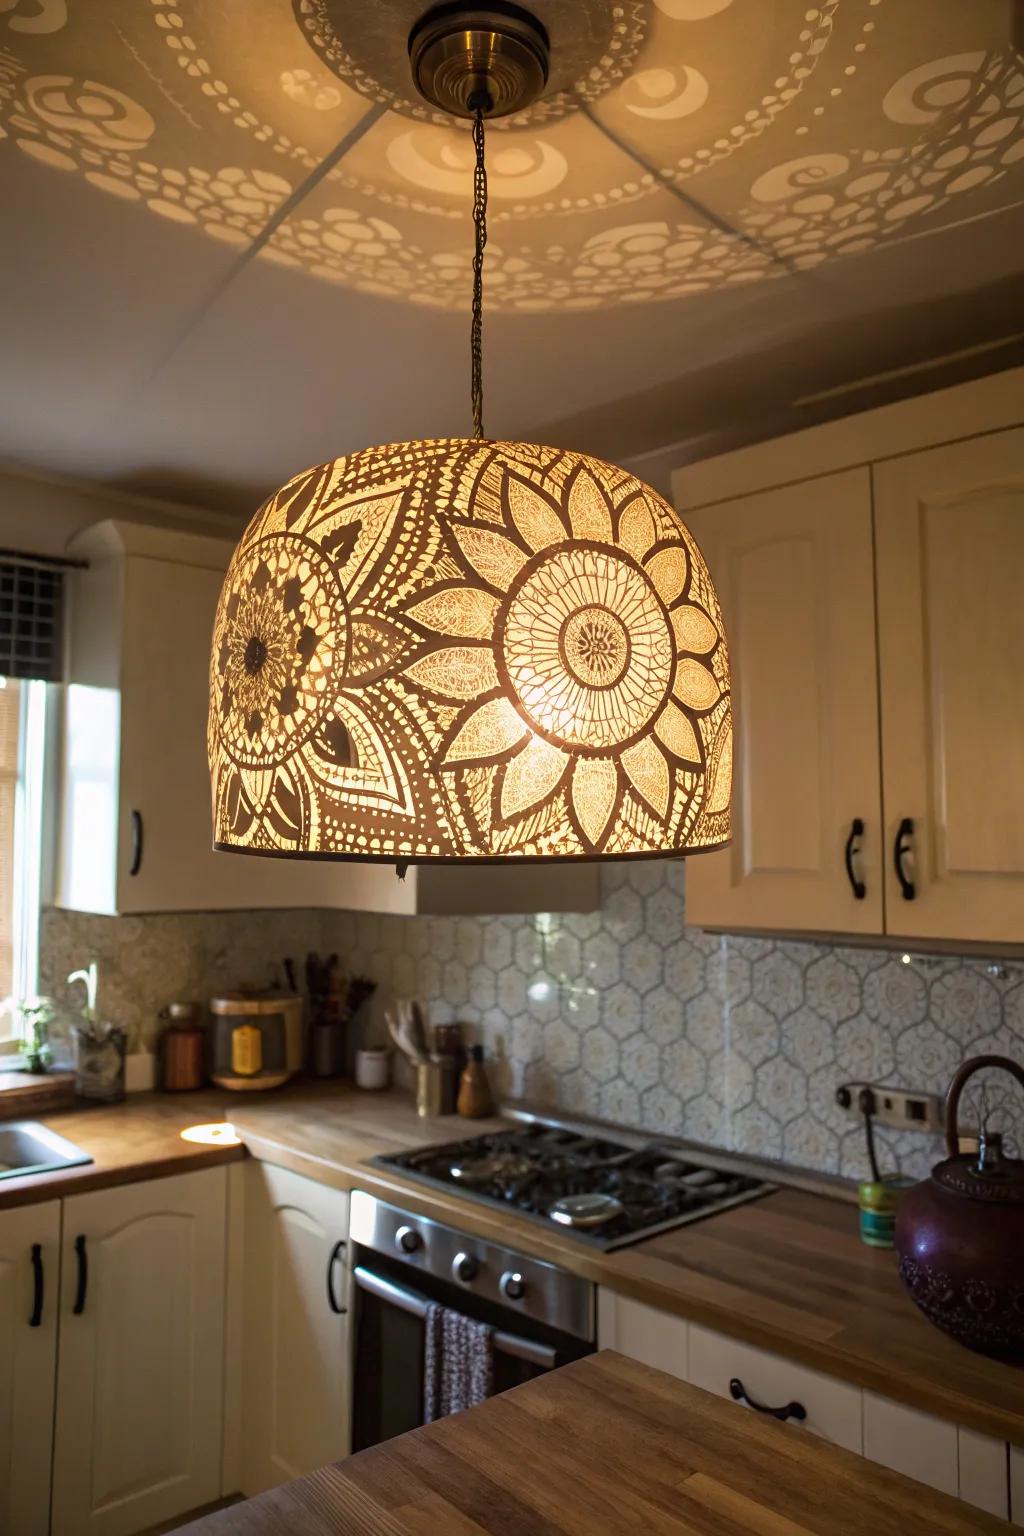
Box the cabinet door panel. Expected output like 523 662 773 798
958 1426 1009 1519
874 429 1024 941
862 1392 962 1499
52 1169 227 1536
0 1201 60 1536
242 1163 351 1495
685 469 883 934
596 1290 688 1381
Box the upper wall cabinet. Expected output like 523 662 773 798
874 429 1024 945
686 469 883 936
674 372 1024 945
56 520 596 917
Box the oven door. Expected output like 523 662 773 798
351 1262 592 1452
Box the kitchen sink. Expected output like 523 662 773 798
0 1121 93 1179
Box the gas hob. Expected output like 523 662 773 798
373 1121 772 1251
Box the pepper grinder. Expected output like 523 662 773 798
457 1043 493 1118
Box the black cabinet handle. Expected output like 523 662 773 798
326 1239 346 1315
894 816 915 901
29 1243 44 1328
73 1235 88 1315
729 1378 807 1423
844 818 866 900
129 810 143 876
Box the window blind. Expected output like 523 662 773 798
0 682 19 1002
0 557 65 682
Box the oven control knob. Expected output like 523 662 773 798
452 1251 479 1284
395 1225 422 1255
501 1270 526 1301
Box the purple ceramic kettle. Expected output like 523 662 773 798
895 1054 1024 1356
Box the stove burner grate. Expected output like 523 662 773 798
374 1124 773 1250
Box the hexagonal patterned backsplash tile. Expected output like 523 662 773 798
40 861 1023 1184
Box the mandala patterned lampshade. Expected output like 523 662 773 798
208 439 732 863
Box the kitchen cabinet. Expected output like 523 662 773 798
51 1168 227 1536
600 1287 1014 1520
57 519 596 917
684 470 882 935
0 1200 60 1536
874 429 1024 944
674 374 1024 943
240 1163 351 1495
57 520 408 917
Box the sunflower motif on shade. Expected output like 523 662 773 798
208 439 731 862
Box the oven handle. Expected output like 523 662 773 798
352 1265 558 1370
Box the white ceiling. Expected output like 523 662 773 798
0 0 1022 516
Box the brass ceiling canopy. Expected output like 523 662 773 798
408 3 551 119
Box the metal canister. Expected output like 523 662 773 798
858 1174 913 1249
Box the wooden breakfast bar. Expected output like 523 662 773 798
175 1351 1011 1535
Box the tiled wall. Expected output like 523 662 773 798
41 861 1023 1183
38 906 322 1058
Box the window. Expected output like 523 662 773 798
0 553 67 1056
0 677 48 1054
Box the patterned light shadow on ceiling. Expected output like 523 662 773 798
0 0 1022 310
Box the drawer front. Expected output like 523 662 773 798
688 1324 863 1453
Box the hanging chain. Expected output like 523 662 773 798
470 97 489 440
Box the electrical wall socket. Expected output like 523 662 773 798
839 1084 944 1133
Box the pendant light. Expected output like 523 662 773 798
208 3 732 871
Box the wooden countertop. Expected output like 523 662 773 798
5 1082 1023 1446
174 1351 1009 1536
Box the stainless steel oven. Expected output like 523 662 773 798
349 1191 595 1451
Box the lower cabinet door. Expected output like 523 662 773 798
596 1290 689 1382
863 1393 1009 1519
241 1163 351 1495
51 1169 227 1536
0 1200 60 1536
687 1323 863 1453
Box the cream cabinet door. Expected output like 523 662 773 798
863 1394 1009 1519
241 1163 351 1495
596 1290 689 1381
685 469 883 934
51 1169 227 1536
0 1200 60 1536
874 429 1024 943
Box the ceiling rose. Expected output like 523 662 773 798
207 8 731 868
1 2 1021 310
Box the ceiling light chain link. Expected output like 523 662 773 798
470 97 488 441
